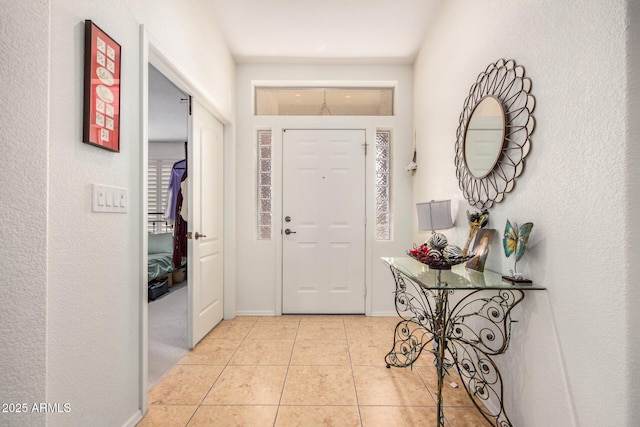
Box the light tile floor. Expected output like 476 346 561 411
138 316 489 427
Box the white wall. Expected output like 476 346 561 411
130 1 235 120
148 142 185 160
414 1 633 426
626 0 640 422
235 64 415 316
0 1 234 426
0 1 49 426
46 3 142 425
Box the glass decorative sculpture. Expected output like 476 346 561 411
502 219 533 283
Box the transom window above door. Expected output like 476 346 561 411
255 87 394 116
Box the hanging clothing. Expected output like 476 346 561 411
173 167 188 269
179 177 188 221
164 159 186 225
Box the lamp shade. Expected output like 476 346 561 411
417 200 454 232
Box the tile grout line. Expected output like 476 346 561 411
344 317 365 427
272 317 300 427
144 316 485 426
183 318 256 426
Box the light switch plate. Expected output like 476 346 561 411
92 184 128 213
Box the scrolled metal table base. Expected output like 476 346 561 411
385 265 524 427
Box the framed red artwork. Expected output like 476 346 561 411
83 20 121 152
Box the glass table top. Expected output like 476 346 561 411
381 257 546 290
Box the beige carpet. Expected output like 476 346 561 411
148 280 188 388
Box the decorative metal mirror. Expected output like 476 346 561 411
454 59 535 209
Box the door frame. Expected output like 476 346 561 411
139 25 236 416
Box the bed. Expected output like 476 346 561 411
148 232 177 282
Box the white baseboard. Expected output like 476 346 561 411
123 410 143 427
236 310 278 317
370 311 397 317
235 311 397 318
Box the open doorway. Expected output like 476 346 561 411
146 64 189 388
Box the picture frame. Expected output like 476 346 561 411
83 20 121 152
465 228 497 273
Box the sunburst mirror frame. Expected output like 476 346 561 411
454 58 535 209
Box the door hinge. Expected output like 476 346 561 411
188 95 192 116
362 142 369 155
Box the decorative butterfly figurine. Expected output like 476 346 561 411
503 219 533 262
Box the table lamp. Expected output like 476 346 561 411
416 200 454 233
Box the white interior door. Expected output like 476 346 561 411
282 129 366 314
188 98 224 347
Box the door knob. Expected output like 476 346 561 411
195 231 207 239
284 229 296 235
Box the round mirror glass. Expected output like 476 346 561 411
463 96 506 178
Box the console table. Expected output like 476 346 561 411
382 257 545 427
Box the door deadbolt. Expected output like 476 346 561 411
285 216 292 222
284 228 296 235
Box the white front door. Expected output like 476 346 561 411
188 98 224 347
282 129 366 314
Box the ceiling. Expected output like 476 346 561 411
148 64 188 142
205 0 442 63
149 1 442 142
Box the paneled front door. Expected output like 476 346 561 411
282 129 366 314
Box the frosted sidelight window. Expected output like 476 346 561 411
375 130 391 240
257 130 273 239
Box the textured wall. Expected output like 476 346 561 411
46 2 142 425
413 0 630 425
625 0 640 422
1 0 238 426
44 2 234 426
130 0 236 122
0 1 49 426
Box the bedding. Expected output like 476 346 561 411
148 233 175 281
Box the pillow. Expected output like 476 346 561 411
148 232 173 254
